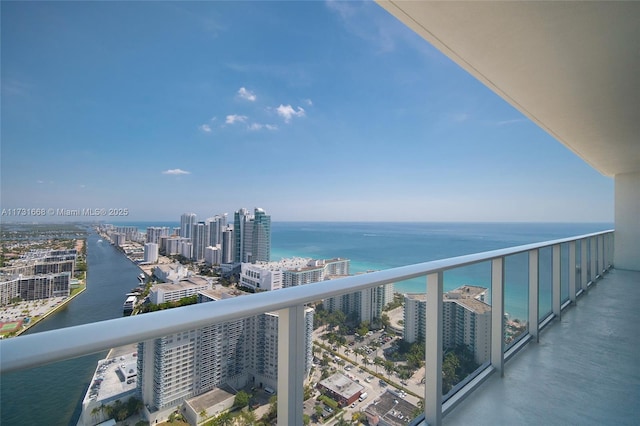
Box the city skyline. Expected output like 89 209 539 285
1 1 613 223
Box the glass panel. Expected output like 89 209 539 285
586 238 592 283
442 262 491 400
538 246 552 321
560 243 570 303
575 240 583 293
504 253 529 350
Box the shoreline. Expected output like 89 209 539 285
11 282 87 338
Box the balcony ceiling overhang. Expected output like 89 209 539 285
377 1 640 177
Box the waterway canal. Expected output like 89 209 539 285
1 230 143 425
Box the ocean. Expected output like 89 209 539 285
1 221 611 425
124 221 611 320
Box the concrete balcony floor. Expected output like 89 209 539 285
444 268 640 426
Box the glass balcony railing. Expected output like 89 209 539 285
0 230 613 426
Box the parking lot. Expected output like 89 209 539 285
307 327 424 424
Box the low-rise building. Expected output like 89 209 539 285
364 390 418 426
149 277 211 304
317 373 364 407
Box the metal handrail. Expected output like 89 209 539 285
0 229 613 373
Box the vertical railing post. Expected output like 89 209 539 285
552 244 561 318
581 238 588 291
528 249 539 342
491 257 504 376
277 305 305 426
598 235 605 275
425 272 443 426
569 241 577 305
608 232 614 268
590 236 597 284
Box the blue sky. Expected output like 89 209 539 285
1 1 613 223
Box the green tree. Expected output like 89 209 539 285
381 313 391 330
234 390 250 409
303 414 311 425
239 409 257 425
384 360 395 375
212 411 233 426
314 404 324 420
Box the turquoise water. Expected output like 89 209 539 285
0 222 610 424
270 222 610 320
121 220 610 320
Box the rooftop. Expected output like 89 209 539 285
318 372 364 399
365 390 417 426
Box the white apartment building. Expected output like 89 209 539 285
153 263 190 283
146 227 170 244
149 277 211 304
144 243 159 263
204 246 221 266
326 280 394 324
283 258 350 287
404 285 491 364
239 263 283 291
179 241 193 259
137 287 314 424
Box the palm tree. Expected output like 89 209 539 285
214 411 233 426
90 406 101 423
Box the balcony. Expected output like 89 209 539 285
2 230 631 425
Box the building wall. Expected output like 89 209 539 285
138 294 314 420
615 171 640 271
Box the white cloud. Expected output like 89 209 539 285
37 180 44 184
162 169 191 175
199 124 212 133
226 114 248 124
304 98 313 106
452 113 470 123
276 104 305 123
494 118 528 126
238 87 256 101
248 123 263 131
265 124 278 131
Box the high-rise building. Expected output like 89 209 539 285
221 227 234 264
137 288 314 424
252 208 271 263
144 243 159 263
403 285 491 364
234 208 271 264
180 213 196 239
326 281 394 324
191 222 207 261
204 246 221 266
205 214 228 248
234 208 252 263
147 227 170 244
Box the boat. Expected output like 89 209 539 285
137 273 145 283
123 295 138 316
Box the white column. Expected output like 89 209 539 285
569 241 577 305
491 258 504 376
614 171 640 271
552 245 561 318
425 272 443 426
277 305 305 426
528 249 539 342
